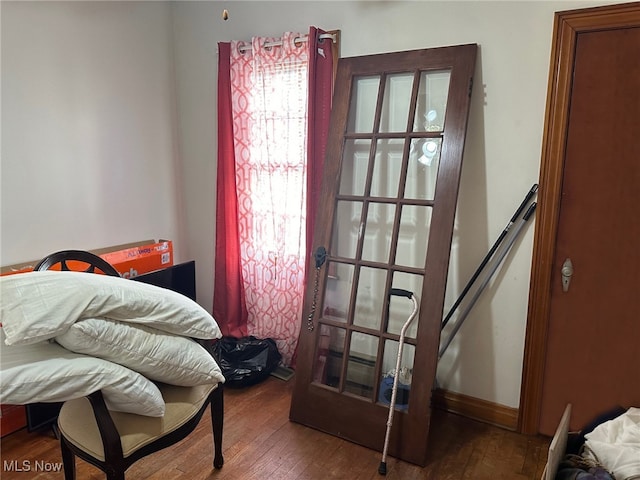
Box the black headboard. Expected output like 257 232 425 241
25 261 197 433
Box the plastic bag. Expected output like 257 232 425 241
212 336 281 388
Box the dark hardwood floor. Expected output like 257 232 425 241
1 377 550 479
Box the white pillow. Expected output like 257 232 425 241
55 318 225 387
0 333 165 417
0 271 222 346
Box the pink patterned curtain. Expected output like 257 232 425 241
228 33 310 365
215 29 333 367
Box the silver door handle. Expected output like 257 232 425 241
561 258 573 292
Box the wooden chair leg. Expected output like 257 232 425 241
105 467 125 480
60 437 76 480
211 386 224 469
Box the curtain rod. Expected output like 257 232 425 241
237 33 335 53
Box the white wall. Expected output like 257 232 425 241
170 0 626 409
0 1 186 264
1 0 627 410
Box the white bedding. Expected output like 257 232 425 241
0 270 221 345
56 318 225 387
0 330 166 416
0 271 224 416
584 407 640 480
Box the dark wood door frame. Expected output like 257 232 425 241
518 2 640 435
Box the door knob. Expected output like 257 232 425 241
561 258 573 292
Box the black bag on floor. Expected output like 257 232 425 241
212 336 281 388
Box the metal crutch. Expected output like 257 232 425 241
378 288 420 476
438 201 537 359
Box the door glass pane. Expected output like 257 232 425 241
413 70 451 132
340 139 371 196
322 262 353 324
347 75 380 133
345 332 379 398
354 266 388 330
371 138 404 198
314 325 346 388
380 73 414 133
332 200 363 259
395 205 432 269
361 202 396 264
387 272 423 339
380 340 415 411
405 138 441 200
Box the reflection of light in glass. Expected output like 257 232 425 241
423 109 441 131
418 140 438 166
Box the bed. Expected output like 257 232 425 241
0 251 225 479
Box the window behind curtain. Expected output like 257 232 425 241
214 30 335 368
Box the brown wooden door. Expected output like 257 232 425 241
290 45 477 466
519 3 640 436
